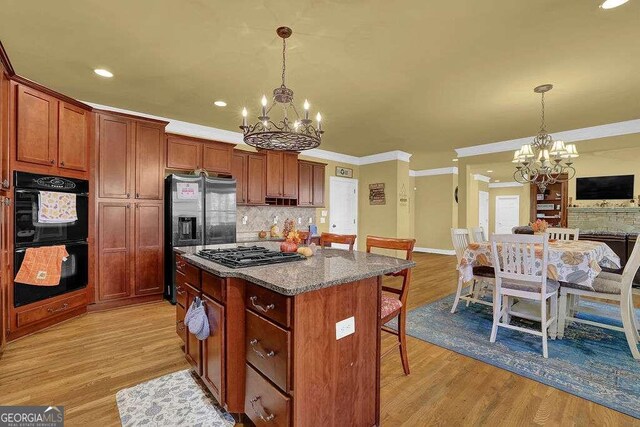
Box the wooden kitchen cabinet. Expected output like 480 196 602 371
265 151 298 199
1 68 11 189
134 122 164 200
203 294 225 405
98 114 133 199
15 83 91 177
184 282 203 375
133 202 163 295
232 151 266 205
0 194 9 353
166 133 233 174
97 202 131 301
16 84 58 167
298 160 326 207
94 111 167 308
58 102 89 172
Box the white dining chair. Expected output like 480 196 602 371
547 227 579 241
450 228 494 313
489 233 559 358
557 238 640 360
470 227 487 243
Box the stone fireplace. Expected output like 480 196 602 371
568 207 640 233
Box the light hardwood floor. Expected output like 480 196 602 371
0 253 638 426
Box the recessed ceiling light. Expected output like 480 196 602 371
94 69 113 78
214 100 227 107
487 170 493 173
452 158 459 162
600 0 629 9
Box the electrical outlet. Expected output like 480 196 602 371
273 216 278 224
321 210 328 217
242 215 248 225
336 316 355 340
297 217 302 224
320 217 326 224
308 217 313 224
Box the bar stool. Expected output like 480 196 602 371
366 235 416 375
319 232 357 251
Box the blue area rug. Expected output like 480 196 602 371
390 295 640 419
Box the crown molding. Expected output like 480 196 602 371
473 174 491 183
410 167 458 177
302 148 362 165
358 150 412 165
489 181 524 188
454 119 640 158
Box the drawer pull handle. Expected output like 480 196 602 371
176 285 185 295
176 320 185 331
47 303 69 314
249 296 275 313
250 396 275 422
249 339 276 358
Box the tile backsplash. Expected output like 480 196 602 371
237 206 318 240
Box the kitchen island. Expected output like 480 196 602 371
173 243 414 427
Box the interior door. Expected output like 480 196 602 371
329 177 358 249
58 102 88 171
135 122 164 200
495 196 520 234
478 190 489 238
134 202 163 295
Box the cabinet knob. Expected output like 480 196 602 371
126 204 130 209
60 161 65 166
2 198 10 207
50 159 55 164
2 179 9 188
136 193 140 198
126 193 130 198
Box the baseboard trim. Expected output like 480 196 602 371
414 247 456 256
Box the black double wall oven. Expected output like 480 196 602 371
13 172 89 307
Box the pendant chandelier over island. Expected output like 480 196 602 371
240 27 324 151
512 84 579 192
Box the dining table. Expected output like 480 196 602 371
459 239 622 289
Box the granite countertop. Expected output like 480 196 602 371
236 235 320 244
175 243 415 296
579 230 640 237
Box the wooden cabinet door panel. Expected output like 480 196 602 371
231 152 247 204
98 114 132 199
265 151 283 197
202 142 232 174
58 102 88 171
135 122 164 200
203 294 225 405
134 202 163 295
16 85 58 166
98 203 131 300
247 154 266 205
298 162 312 206
166 136 201 170
0 71 9 189
312 164 325 206
185 283 203 375
283 153 298 198
0 195 8 352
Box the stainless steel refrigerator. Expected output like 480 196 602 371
164 173 236 302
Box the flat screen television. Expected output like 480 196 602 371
576 175 634 200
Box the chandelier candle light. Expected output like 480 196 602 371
240 27 324 151
512 84 579 192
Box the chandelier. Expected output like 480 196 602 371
240 27 324 151
513 84 579 192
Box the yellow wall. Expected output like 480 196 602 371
466 175 489 228
488 185 531 234
413 173 458 250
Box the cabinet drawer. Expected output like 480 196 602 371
176 303 186 342
245 283 291 328
202 271 224 303
245 364 291 427
16 292 86 328
246 310 290 393
176 255 201 289
175 283 187 307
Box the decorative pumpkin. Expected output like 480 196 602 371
280 241 298 253
258 230 267 239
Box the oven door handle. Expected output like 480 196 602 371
15 189 89 196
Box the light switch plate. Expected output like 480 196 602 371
336 316 355 340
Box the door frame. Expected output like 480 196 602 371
495 195 520 234
329 176 359 240
478 190 489 236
